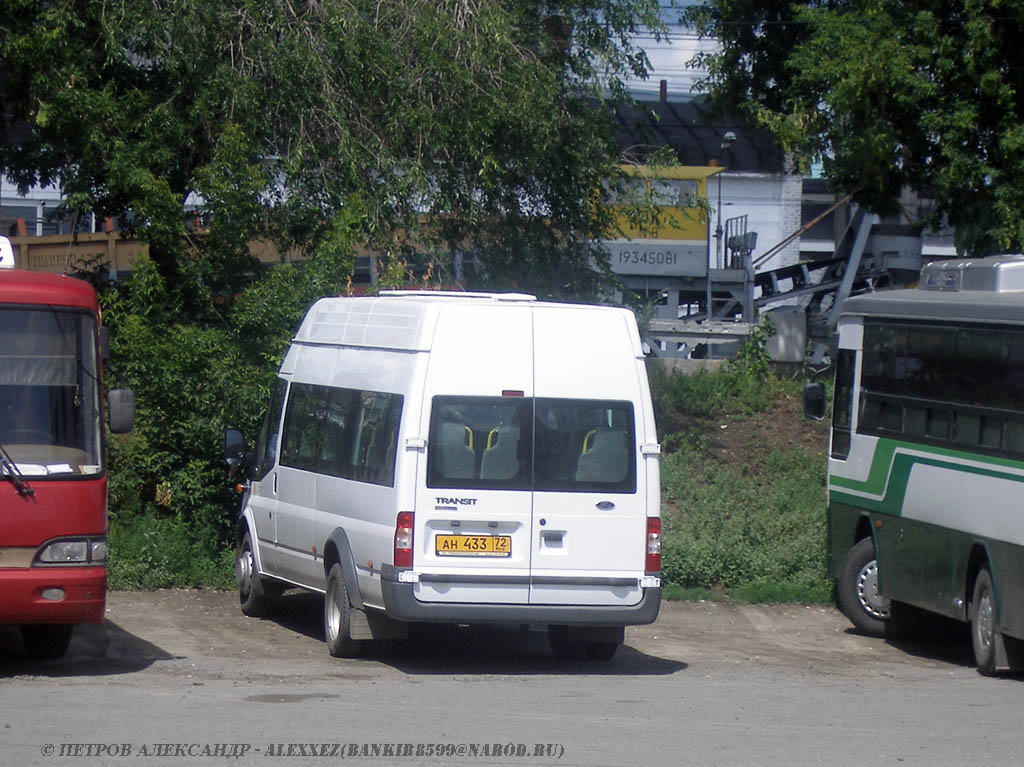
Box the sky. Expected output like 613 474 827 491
622 0 716 101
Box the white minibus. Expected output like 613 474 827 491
226 291 661 659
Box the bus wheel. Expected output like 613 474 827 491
548 626 586 660
325 564 363 658
237 531 277 617
971 567 997 676
21 624 73 660
585 641 621 661
837 537 893 636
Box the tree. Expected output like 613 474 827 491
686 0 1024 256
1 0 667 299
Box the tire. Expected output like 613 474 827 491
325 563 363 658
547 626 585 660
837 537 895 637
21 624 73 660
585 641 620 661
971 566 998 676
236 531 278 618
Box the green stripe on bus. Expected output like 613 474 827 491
830 438 1024 516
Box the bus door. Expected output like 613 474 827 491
528 306 648 607
247 377 288 576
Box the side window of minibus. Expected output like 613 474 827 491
254 378 288 480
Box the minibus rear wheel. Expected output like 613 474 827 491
585 641 620 661
325 564 364 658
548 626 585 660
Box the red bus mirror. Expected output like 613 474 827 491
108 389 136 434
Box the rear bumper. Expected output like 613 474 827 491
381 566 661 626
0 566 106 625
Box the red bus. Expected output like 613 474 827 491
0 236 133 659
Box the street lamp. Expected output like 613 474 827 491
715 131 736 269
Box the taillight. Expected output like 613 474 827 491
394 512 414 568
645 517 661 573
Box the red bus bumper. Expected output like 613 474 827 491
0 566 106 625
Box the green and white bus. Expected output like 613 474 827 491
806 255 1024 675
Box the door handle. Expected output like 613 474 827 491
541 530 563 545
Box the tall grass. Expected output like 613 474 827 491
107 513 235 590
649 323 833 603
659 442 831 603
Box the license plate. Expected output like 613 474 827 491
435 534 511 557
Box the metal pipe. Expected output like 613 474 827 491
714 132 736 270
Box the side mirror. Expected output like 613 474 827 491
108 389 136 434
224 428 246 466
803 382 826 421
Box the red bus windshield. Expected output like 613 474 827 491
0 307 103 477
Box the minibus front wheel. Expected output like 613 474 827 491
237 531 280 617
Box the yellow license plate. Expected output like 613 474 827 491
435 535 511 557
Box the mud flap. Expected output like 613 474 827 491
349 607 409 641
554 625 625 644
995 632 1024 672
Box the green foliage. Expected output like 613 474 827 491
650 339 831 604
661 583 725 603
3 0 850 599
1 0 667 300
688 0 1024 256
729 316 775 381
107 513 235 590
660 441 831 604
99 256 336 588
730 580 832 605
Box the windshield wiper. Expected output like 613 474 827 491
0 443 34 497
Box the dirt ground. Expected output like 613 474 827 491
696 386 831 467
0 588 976 680
4 590 1014 767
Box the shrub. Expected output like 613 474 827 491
100 256 350 588
107 513 235 590
660 440 831 603
651 333 831 603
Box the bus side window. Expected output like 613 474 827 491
832 349 855 460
